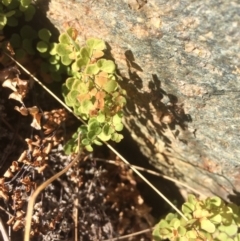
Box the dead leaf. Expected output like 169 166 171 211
14 106 28 116
9 92 23 103
2 78 17 91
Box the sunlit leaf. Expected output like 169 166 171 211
93 139 103 146
98 131 111 141
182 202 195 214
85 64 100 75
56 43 72 56
92 50 104 59
59 33 71 44
103 79 117 93
200 219 215 233
97 59 116 73
85 144 93 152
97 112 105 123
61 55 72 66
36 41 48 53
86 38 106 50
111 133 123 143
218 224 238 236
80 46 92 59
114 123 124 131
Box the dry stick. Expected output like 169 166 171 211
0 217 9 241
5 53 189 224
94 158 205 197
103 228 153 241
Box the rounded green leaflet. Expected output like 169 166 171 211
208 196 223 207
20 25 37 39
85 144 93 152
186 230 197 239
218 224 238 236
182 202 195 214
61 55 72 66
97 113 105 123
38 28 52 42
88 120 100 131
80 46 92 59
103 123 115 136
49 43 58 55
200 219 215 233
15 49 26 60
103 79 117 93
114 123 124 131
86 38 106 50
112 112 123 124
98 131 111 141
66 77 76 89
20 0 31 7
209 213 222 224
93 139 103 146
170 218 180 229
37 41 48 53
87 130 97 140
9 33 21 48
81 99 94 114
48 55 59 65
23 38 35 55
64 138 76 155
0 15 7 26
5 10 15 17
24 5 35 21
59 33 71 44
85 64 100 75
68 89 80 103
97 59 116 73
2 0 12 6
56 43 72 56
81 138 91 146
62 84 69 98
187 194 198 205
6 15 18 26
111 133 123 143
177 226 186 237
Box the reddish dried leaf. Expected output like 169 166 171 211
95 71 108 87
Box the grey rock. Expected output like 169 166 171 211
40 0 240 200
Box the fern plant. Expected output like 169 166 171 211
153 194 240 241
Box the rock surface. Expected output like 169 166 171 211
39 0 240 201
